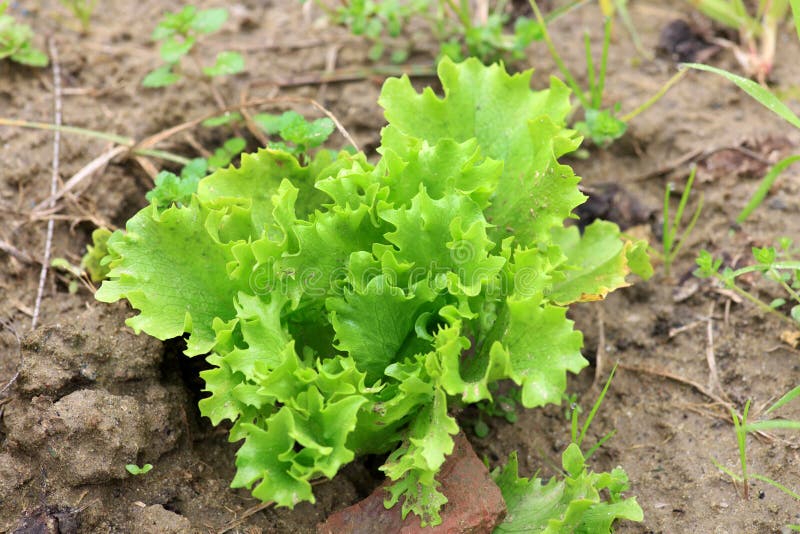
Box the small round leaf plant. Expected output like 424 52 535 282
95 58 651 526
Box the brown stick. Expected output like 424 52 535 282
32 38 63 331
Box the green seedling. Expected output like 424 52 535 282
660 166 704 277
253 111 335 159
59 0 97 33
50 258 83 294
203 110 338 162
306 0 578 65
711 385 800 503
695 239 800 326
313 0 428 63
438 0 546 65
684 0 792 83
492 365 643 532
125 463 153 475
532 1 686 148
0 2 47 66
92 58 651 526
532 0 625 147
471 385 521 438
143 6 244 88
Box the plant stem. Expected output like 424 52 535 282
444 0 472 30
595 16 612 108
0 117 191 165
530 0 590 109
662 182 673 276
718 274 798 326
0 118 133 145
621 68 687 122
773 271 800 304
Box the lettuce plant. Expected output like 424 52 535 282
0 1 48 67
95 57 651 525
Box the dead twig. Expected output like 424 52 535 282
0 239 34 264
704 303 730 403
215 501 274 534
617 362 733 410
0 318 22 397
32 38 62 331
30 145 127 214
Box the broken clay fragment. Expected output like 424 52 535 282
318 433 506 534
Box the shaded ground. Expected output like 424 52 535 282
1 1 800 532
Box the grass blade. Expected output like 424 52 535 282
578 364 616 447
711 456 743 482
671 165 697 241
585 32 597 107
596 17 612 109
584 429 616 461
742 419 800 432
662 182 673 267
792 0 800 41
733 402 749 489
750 473 800 500
683 63 800 129
671 193 703 261
736 155 800 223
765 384 800 415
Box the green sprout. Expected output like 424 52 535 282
695 239 800 326
661 165 703 277
711 385 800 509
253 111 335 159
50 258 84 294
471 385 521 438
59 0 97 33
125 463 154 476
492 365 643 532
531 0 687 148
143 6 244 88
305 0 561 65
0 1 48 67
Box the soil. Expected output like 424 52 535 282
1 1 800 533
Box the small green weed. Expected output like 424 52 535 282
660 166 703 277
143 6 244 88
59 0 97 33
306 0 552 65
125 463 154 475
470 385 521 438
50 258 84 294
531 1 687 148
253 111 335 159
492 366 644 532
712 385 800 506
695 239 800 326
0 2 48 67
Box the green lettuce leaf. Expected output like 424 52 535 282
379 56 585 245
493 448 643 533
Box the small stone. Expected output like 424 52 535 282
133 505 192 534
